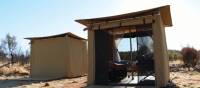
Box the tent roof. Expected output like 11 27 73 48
76 5 172 27
25 32 86 40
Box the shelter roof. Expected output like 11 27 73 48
25 32 86 40
76 5 172 27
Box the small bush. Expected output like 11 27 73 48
181 47 198 70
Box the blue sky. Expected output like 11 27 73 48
0 0 200 52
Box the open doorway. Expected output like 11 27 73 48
108 26 155 86
94 26 155 86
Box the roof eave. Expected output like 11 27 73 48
24 32 87 40
76 5 172 27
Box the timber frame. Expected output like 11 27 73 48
76 5 173 88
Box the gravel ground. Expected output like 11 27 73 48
1 71 199 88
0 61 200 88
170 71 200 88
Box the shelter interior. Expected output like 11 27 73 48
94 23 155 86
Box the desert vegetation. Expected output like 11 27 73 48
0 34 30 65
169 47 200 88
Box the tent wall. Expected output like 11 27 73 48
30 37 69 80
66 36 88 77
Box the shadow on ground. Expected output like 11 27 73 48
0 77 49 88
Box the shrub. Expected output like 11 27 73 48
181 47 198 70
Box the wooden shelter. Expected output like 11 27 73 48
76 5 172 88
26 32 88 80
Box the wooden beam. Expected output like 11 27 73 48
89 15 154 30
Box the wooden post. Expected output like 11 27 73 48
152 14 169 88
87 30 95 85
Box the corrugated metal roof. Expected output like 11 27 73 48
25 32 86 40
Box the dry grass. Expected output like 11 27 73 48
170 60 200 88
0 63 29 76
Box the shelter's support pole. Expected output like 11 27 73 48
87 30 95 85
152 14 169 88
129 30 133 80
136 34 139 83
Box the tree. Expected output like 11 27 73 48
15 47 30 65
1 34 17 64
0 44 6 61
181 47 198 70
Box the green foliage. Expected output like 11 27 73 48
121 50 183 61
168 50 182 61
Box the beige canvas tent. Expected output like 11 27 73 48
76 5 172 88
26 32 88 80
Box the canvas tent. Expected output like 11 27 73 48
76 5 172 88
25 32 88 80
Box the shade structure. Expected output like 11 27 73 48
76 5 172 28
26 32 88 80
76 5 173 88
